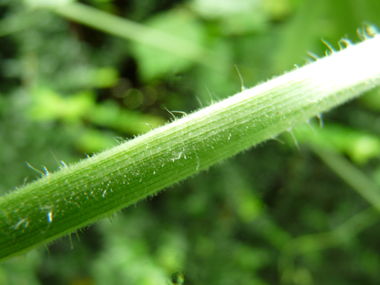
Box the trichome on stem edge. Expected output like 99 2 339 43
1 30 380 262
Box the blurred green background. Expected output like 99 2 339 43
1 0 380 284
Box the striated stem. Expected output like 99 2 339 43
1 33 380 262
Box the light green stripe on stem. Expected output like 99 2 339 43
1 34 380 262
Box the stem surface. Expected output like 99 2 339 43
1 34 380 262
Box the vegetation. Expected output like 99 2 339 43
1 0 380 284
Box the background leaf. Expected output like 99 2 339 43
1 0 380 284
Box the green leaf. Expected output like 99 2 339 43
130 9 206 81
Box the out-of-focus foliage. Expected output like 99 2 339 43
1 0 380 284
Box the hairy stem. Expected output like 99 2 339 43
1 33 380 262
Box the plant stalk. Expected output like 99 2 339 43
1 33 380 262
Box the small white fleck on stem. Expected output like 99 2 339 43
47 212 53 223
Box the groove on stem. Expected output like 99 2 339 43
1 33 380 262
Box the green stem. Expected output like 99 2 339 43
49 2 223 70
1 33 380 262
312 145 380 211
278 144 380 282
278 207 380 284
